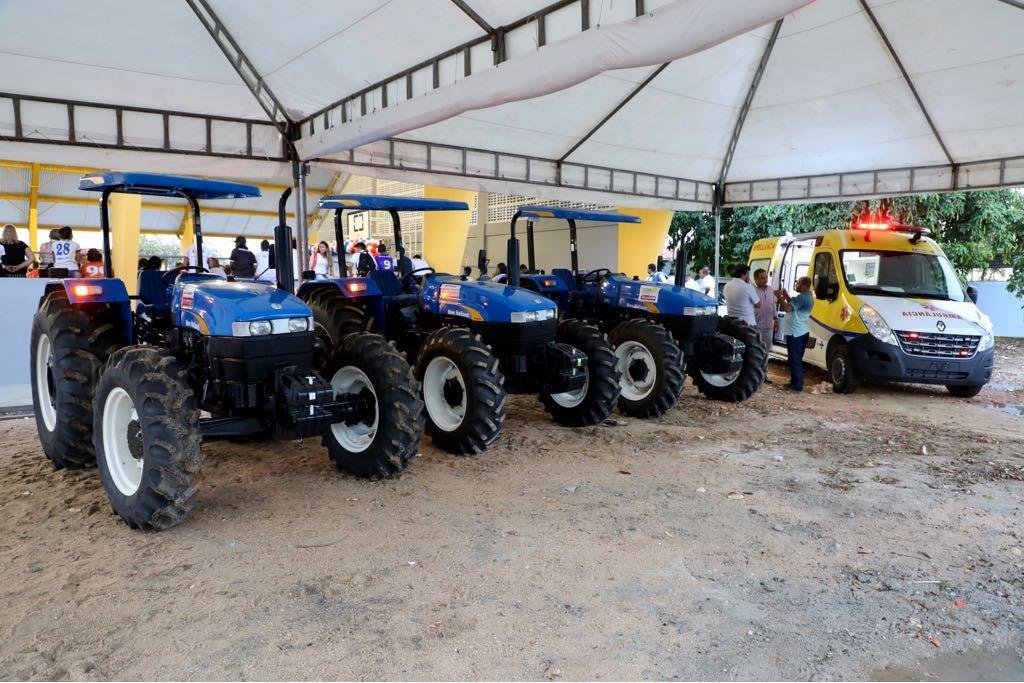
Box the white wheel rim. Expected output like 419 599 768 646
615 340 656 401
550 373 589 408
700 369 741 388
35 333 57 431
329 366 378 453
423 356 467 432
102 387 144 496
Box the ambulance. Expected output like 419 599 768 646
747 216 994 397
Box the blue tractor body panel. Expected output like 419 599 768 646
584 275 718 315
79 172 260 199
420 276 557 323
519 273 573 311
297 277 388 335
169 275 311 336
44 278 133 343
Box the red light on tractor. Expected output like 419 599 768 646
72 284 103 297
346 282 367 294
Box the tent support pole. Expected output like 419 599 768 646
292 160 309 279
713 195 721 286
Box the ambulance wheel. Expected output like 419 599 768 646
93 347 201 531
946 384 983 398
302 288 370 372
827 342 859 394
416 328 506 455
30 289 123 469
541 319 621 427
609 319 684 418
694 316 766 402
323 333 425 477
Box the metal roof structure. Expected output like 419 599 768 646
1 0 1023 212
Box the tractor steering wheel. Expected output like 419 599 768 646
161 265 208 288
402 266 435 289
580 268 612 284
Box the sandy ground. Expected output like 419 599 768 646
1 341 1022 681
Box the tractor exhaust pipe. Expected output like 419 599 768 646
275 188 295 292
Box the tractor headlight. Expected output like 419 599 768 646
249 320 273 336
859 305 896 345
287 317 310 333
510 309 555 323
683 306 718 316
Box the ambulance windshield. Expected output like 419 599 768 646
839 250 966 302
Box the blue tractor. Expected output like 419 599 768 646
297 196 620 455
29 173 423 531
514 206 766 413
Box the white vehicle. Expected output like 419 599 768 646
748 219 995 396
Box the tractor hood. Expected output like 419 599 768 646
172 277 311 336
422 276 557 323
603 275 718 316
859 295 992 336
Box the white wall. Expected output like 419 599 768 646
463 218 619 275
1 278 53 406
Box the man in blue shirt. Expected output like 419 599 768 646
777 276 813 391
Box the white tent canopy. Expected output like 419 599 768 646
2 0 1023 209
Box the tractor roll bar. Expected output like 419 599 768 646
98 188 204 278
275 188 295 292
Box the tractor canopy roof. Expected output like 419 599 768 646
79 172 260 199
318 195 468 212
516 206 641 223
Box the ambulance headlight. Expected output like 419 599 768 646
977 330 994 352
287 317 310 333
859 305 896 345
248 320 273 336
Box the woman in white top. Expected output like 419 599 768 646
37 228 61 269
52 226 82 277
309 241 335 279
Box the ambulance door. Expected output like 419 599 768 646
806 249 841 367
776 238 815 344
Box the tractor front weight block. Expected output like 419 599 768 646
696 333 745 376
543 342 589 394
275 367 372 439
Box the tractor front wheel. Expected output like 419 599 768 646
92 347 201 531
416 328 506 455
693 316 766 402
323 333 425 477
541 319 621 427
609 319 685 418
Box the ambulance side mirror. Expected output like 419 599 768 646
966 285 978 304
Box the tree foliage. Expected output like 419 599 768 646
669 190 1024 293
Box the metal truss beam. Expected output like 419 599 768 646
185 0 292 132
722 155 1024 206
300 0 649 135
319 137 714 207
859 0 954 167
558 63 669 163
1 92 287 161
716 19 783 197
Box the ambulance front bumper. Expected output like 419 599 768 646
849 335 994 386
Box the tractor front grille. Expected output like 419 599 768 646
895 331 980 359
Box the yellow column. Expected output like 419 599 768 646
109 193 142 295
178 209 194 251
422 185 475 274
27 163 40 250
616 207 673 280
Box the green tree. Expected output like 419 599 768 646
669 190 1024 291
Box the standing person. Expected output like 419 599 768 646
778 276 814 392
753 268 778 368
409 253 430 273
81 249 105 278
460 266 473 281
38 228 61 272
52 226 81 277
493 262 508 283
256 239 276 282
0 224 33 277
374 242 395 272
207 257 227 277
646 263 669 283
354 241 376 277
684 271 703 292
230 235 257 279
309 241 335 279
723 263 760 327
699 266 716 297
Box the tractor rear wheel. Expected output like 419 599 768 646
416 327 506 455
30 289 124 469
541 319 621 427
301 288 370 372
609 319 685 418
693 315 766 402
323 333 425 477
92 347 201 531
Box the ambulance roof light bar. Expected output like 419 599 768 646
851 211 930 243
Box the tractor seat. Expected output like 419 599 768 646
369 269 419 307
137 269 171 318
551 268 578 292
